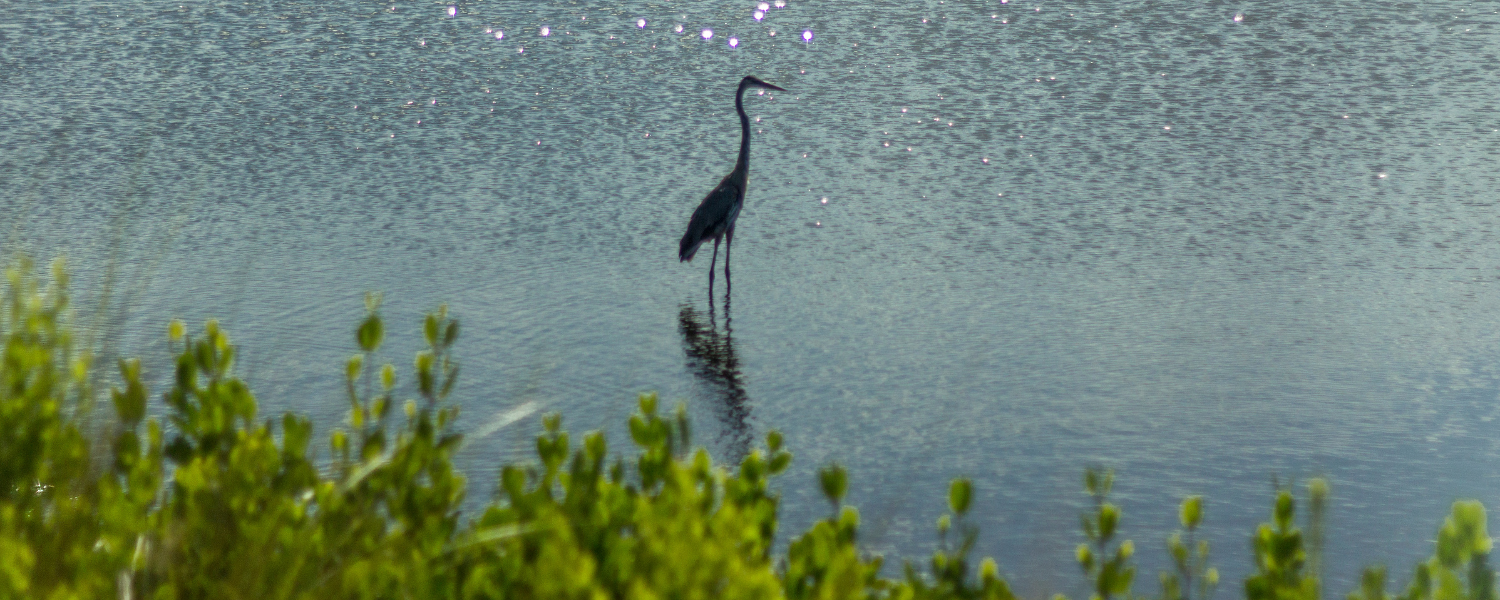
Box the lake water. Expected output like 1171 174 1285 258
5 0 1500 594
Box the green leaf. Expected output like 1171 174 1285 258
949 477 973 516
380 363 395 390
345 354 363 382
819 464 848 505
766 430 783 452
1099 504 1119 539
444 320 459 347
357 313 384 352
1181 495 1203 529
767 451 792 475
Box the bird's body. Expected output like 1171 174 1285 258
679 76 786 285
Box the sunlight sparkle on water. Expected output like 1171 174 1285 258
495 30 504 40
540 26 551 36
728 37 739 48
754 10 765 21
1233 13 1244 21
774 0 786 7
701 28 713 39
820 197 828 204
802 29 813 42
674 24 684 33
637 18 646 28
447 5 455 17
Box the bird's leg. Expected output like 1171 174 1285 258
724 227 733 280
708 236 721 287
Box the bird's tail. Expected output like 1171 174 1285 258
678 232 702 262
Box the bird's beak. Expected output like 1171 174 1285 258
762 83 788 92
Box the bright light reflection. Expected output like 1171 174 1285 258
495 30 504 39
674 24 684 32
774 0 785 7
447 6 456 16
754 10 764 20
821 197 828 204
540 26 550 36
728 37 739 47
802 29 813 41
758 1 769 8
1233 13 1244 21
638 18 646 28
701 28 713 39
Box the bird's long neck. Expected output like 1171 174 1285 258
734 82 752 175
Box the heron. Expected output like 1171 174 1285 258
678 75 787 286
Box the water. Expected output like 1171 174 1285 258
5 0 1500 594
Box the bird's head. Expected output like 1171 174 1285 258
740 75 787 93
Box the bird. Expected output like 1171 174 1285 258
678 75 787 287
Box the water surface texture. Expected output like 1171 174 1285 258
5 0 1500 593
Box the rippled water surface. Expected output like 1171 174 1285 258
6 0 1500 592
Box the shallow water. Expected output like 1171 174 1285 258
5 0 1500 593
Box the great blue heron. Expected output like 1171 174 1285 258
678 75 787 286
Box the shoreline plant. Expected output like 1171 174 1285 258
0 258 1494 600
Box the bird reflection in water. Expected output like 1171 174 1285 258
678 287 752 460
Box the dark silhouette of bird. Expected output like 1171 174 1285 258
678 76 787 286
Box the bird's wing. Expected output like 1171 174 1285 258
679 178 743 262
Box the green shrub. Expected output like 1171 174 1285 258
0 258 1496 600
